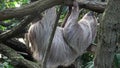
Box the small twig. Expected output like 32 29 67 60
42 5 63 68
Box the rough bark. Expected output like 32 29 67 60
0 0 106 21
94 0 120 68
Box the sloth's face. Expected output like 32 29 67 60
83 12 95 20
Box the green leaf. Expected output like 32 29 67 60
0 25 6 31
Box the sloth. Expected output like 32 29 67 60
27 2 97 68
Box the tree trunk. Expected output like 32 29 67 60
94 0 120 68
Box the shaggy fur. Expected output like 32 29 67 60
27 4 97 68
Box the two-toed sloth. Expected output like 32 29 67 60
27 2 97 68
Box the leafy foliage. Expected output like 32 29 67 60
0 55 14 68
0 0 30 10
0 0 30 31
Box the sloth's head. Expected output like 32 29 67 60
82 11 95 20
80 11 97 26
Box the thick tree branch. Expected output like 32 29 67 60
0 0 106 21
0 30 31 56
64 0 106 13
4 39 34 61
3 39 28 53
94 0 120 67
0 31 33 60
0 43 41 68
0 0 62 21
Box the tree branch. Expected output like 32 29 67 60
0 30 33 60
64 0 106 13
0 43 41 68
0 36 34 61
3 39 28 53
0 0 62 21
0 15 35 41
5 39 34 61
0 0 106 21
